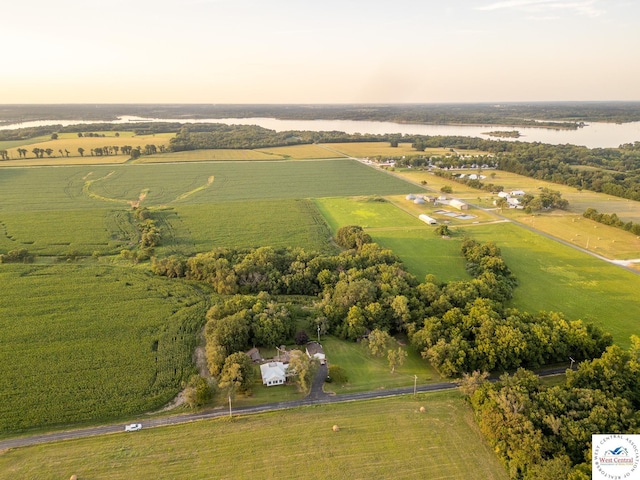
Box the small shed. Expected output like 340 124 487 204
510 190 526 196
246 347 262 363
419 214 437 225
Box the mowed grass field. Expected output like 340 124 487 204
321 336 440 393
0 264 207 435
315 196 640 347
457 222 640 349
323 142 454 158
0 392 508 480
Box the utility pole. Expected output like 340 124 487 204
228 395 232 418
414 375 418 396
569 357 575 370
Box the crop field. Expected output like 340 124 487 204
171 199 335 254
0 264 207 435
139 148 283 163
0 392 508 480
0 160 416 211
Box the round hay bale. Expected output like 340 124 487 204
70 476 78 480
419 406 426 413
332 425 340 432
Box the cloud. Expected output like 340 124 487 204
476 0 604 18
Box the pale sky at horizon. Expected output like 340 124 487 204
3 0 639 104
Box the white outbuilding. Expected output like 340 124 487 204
449 199 469 210
419 214 437 225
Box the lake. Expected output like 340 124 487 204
2 115 640 149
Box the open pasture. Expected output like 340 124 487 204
516 212 640 261
458 222 640 348
257 143 347 159
0 264 207 435
4 132 174 161
323 142 453 158
0 392 507 480
314 196 420 231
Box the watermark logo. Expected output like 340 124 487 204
593 434 640 479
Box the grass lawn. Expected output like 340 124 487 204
0 391 508 480
321 336 439 393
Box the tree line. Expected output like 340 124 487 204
462 337 640 479
583 207 640 235
152 227 610 377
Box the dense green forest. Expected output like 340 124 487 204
465 340 640 479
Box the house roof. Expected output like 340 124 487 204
246 347 262 362
306 341 325 359
260 362 288 384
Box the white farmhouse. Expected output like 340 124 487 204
260 362 288 386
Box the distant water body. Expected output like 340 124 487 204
2 115 640 149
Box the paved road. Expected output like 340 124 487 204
0 367 567 451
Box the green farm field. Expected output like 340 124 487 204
457 222 640 349
139 148 283 163
163 199 335 255
0 392 508 480
0 264 207 435
0 160 416 256
315 196 640 347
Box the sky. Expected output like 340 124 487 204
3 0 639 104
